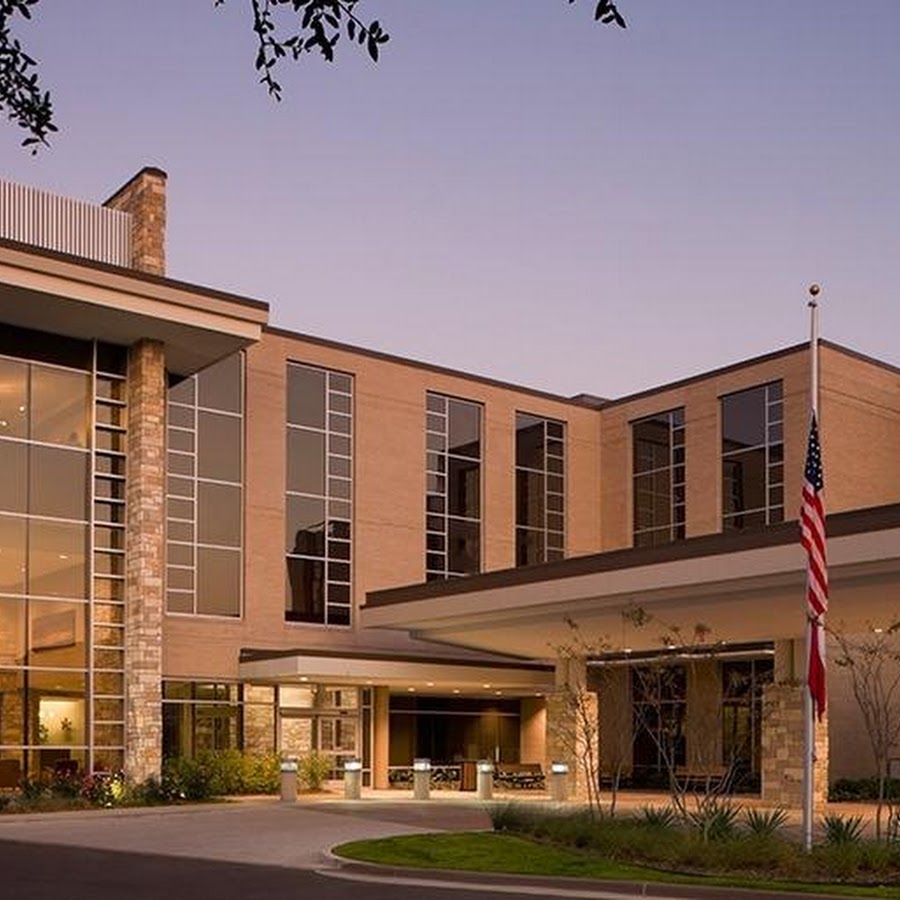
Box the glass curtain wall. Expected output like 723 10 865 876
0 332 126 779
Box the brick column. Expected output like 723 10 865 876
124 339 166 783
103 168 167 275
546 655 598 799
761 640 828 809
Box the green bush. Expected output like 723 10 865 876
830 777 900 802
162 757 215 801
161 751 281 799
297 752 333 791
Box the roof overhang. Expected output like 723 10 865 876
0 240 268 376
362 506 900 659
238 649 554 697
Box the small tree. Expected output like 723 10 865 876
832 620 900 841
552 607 738 821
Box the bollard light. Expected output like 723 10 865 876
477 760 494 774
344 759 362 772
550 761 569 775
413 758 432 772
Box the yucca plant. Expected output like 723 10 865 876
688 801 741 842
743 807 789 838
638 805 679 830
822 813 865 845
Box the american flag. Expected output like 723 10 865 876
800 412 828 720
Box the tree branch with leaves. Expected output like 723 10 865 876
0 0 626 151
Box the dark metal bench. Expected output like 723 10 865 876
495 762 545 790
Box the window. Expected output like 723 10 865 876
166 354 244 617
631 665 687 780
162 681 245 759
0 351 93 776
285 364 352 626
425 393 481 579
515 413 565 565
722 658 773 785
632 409 685 547
721 382 783 530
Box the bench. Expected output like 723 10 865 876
674 764 730 791
495 762 545 790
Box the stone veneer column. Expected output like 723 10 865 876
761 639 828 809
372 687 390 789
124 339 166 782
546 655 598 799
103 167 167 275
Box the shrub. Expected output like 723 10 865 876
297 752 333 791
830 777 900 802
687 802 740 843
743 807 788 838
822 813 865 845
638 805 679 830
162 756 215 801
161 751 281 799
80 771 127 807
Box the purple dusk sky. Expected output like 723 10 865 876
1 1 898 399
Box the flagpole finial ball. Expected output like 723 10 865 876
808 284 821 297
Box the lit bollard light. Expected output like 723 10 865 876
476 759 494 801
279 758 298 803
344 758 362 800
412 757 431 800
549 761 569 802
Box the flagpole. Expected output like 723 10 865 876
802 283 821 852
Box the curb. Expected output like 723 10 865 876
321 849 847 900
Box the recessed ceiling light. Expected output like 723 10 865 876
426 681 434 687
482 684 491 689
452 689 460 694
299 676 308 682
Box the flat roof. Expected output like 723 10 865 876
0 238 268 375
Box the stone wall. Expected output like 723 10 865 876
761 682 828 808
104 168 167 275
124 339 166 782
546 655 599 799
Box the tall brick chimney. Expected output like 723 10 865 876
103 167 167 276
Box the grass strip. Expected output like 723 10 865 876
334 832 900 898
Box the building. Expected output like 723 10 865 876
0 169 898 804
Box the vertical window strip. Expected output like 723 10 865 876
632 408 685 547
515 413 566 566
285 364 353 626
721 382 783 531
165 355 244 617
91 350 128 768
425 392 482 580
